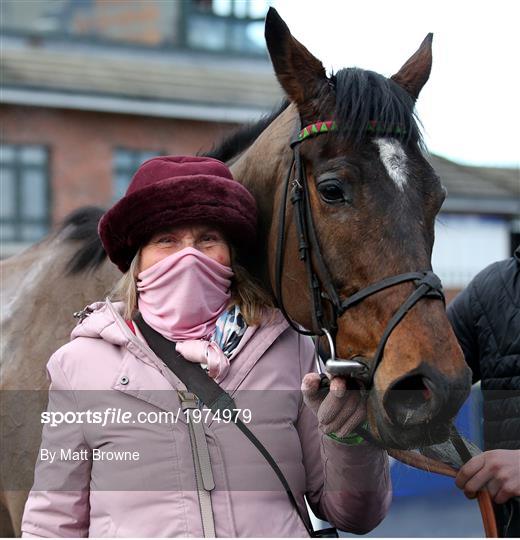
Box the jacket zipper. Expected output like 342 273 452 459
104 298 216 535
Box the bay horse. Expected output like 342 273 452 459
0 8 472 535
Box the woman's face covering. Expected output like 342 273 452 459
139 224 231 272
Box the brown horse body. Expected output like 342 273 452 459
0 9 471 535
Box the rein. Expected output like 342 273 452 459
274 119 445 386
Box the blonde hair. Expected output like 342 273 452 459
109 246 275 326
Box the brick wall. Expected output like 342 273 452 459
0 104 236 229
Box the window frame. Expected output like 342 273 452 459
0 143 51 244
180 0 267 55
112 147 166 203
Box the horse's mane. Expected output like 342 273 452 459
202 99 289 161
59 206 108 275
61 67 421 275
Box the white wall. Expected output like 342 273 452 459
432 214 510 289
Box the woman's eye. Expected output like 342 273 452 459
317 180 347 204
156 236 176 244
201 234 219 243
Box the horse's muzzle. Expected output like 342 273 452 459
371 363 472 449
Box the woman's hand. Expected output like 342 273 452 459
455 449 520 504
301 372 366 438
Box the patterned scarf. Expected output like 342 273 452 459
210 304 247 358
174 304 248 381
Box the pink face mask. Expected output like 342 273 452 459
136 247 234 341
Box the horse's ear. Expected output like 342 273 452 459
391 33 433 100
265 7 327 107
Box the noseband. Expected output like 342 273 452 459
274 120 445 386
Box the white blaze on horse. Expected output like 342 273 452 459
0 8 472 536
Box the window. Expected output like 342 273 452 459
184 0 268 54
112 148 163 202
0 144 50 243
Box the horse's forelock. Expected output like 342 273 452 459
333 68 423 148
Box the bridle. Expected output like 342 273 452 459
274 119 445 386
274 120 500 538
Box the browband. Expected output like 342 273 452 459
293 120 407 145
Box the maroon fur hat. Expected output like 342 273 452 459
98 156 257 272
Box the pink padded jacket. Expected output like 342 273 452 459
21 299 391 537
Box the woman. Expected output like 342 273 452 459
21 156 391 537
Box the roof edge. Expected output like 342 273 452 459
442 196 520 216
0 87 270 123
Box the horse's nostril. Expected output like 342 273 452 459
383 374 439 426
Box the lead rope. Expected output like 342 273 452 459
450 427 499 538
354 422 499 537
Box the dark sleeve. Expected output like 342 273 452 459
447 286 481 383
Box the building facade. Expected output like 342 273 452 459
0 0 278 256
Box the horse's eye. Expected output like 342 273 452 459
317 180 347 204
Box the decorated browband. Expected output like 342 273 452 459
295 120 407 144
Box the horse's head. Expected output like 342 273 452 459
263 8 472 449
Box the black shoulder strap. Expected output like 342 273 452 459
133 313 325 538
134 314 235 415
